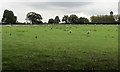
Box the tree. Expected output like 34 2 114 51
110 11 113 15
54 16 60 24
1 9 17 24
77 17 89 24
90 15 115 23
118 17 120 23
62 15 69 24
48 18 54 24
69 14 78 24
26 12 43 24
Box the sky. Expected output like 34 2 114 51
0 0 119 23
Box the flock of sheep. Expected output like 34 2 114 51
5 24 118 39
49 25 91 34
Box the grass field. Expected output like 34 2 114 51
2 24 118 70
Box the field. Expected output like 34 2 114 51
2 24 118 70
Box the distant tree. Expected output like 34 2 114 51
62 15 69 24
77 17 89 24
90 15 115 23
110 11 113 15
1 9 17 24
48 18 54 24
54 16 60 24
26 12 43 24
113 14 120 23
118 17 120 22
69 14 78 24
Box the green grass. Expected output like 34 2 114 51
2 24 118 70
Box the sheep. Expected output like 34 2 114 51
48 25 50 27
69 30 72 34
66 26 69 28
87 31 90 34
94 24 96 26
7 25 12 27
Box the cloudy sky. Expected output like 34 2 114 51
0 0 119 22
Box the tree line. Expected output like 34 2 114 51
1 9 120 25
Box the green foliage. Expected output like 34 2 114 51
62 15 89 24
62 15 69 24
118 17 120 22
77 17 89 24
1 9 17 24
54 16 60 24
48 18 54 24
110 11 113 15
26 12 43 24
1 9 118 24
69 14 78 24
90 15 115 23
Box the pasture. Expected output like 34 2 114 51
2 24 118 70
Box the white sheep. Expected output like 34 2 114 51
48 25 50 27
69 30 72 34
87 30 90 34
66 26 69 28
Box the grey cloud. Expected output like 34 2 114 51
20 2 92 9
44 2 92 7
118 1 120 14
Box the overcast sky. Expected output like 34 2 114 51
0 0 119 22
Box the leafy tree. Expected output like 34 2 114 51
77 17 89 24
26 12 43 24
62 15 69 24
110 11 113 15
69 14 78 24
48 18 54 24
54 16 60 24
118 17 120 23
91 15 115 23
1 9 17 24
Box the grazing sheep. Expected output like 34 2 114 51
87 31 90 34
7 25 12 27
48 25 50 27
69 30 72 34
66 26 69 28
